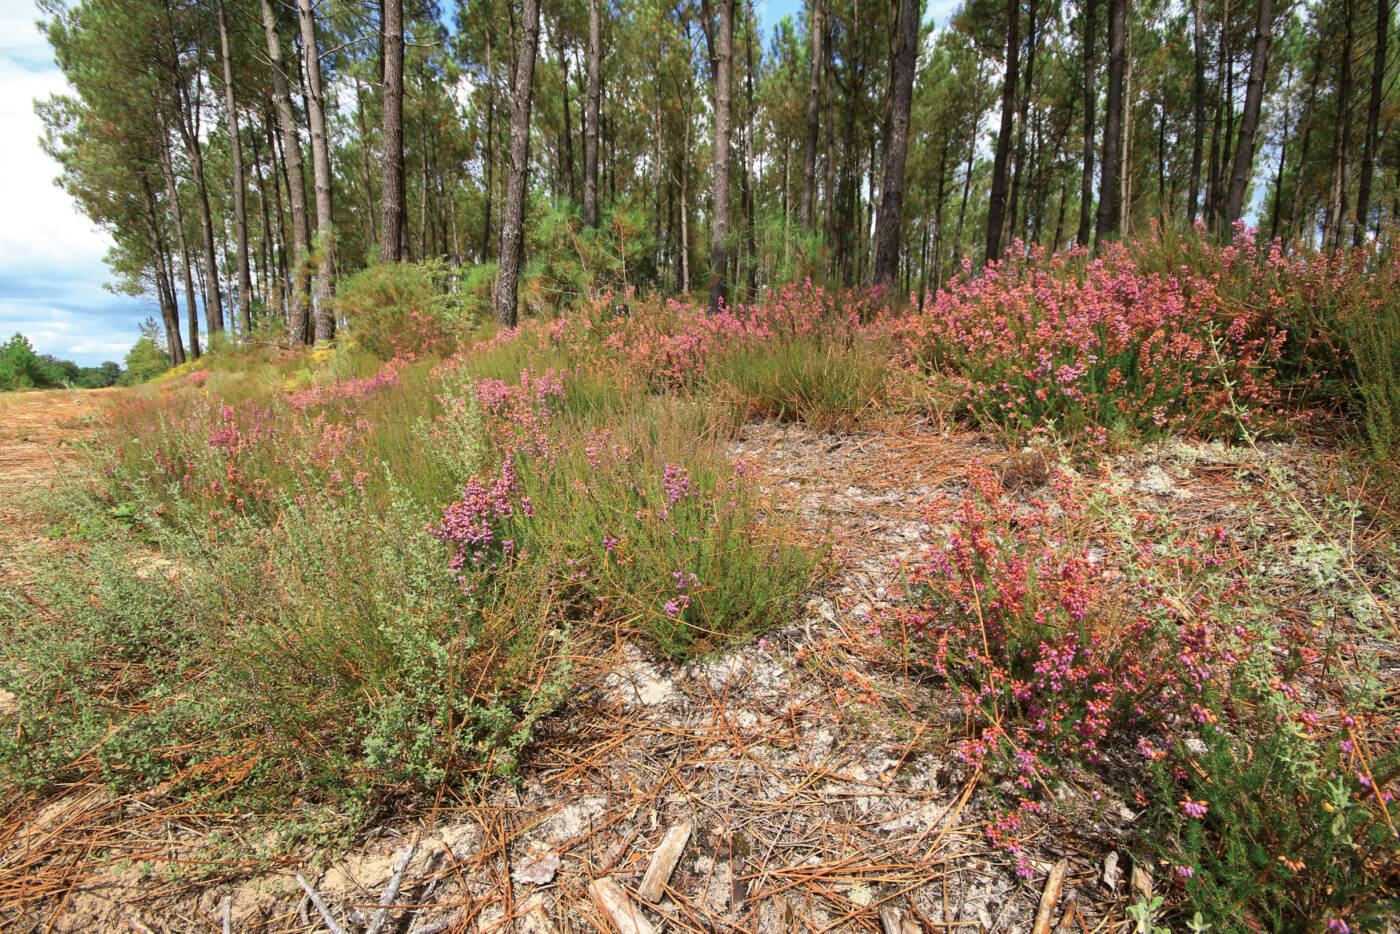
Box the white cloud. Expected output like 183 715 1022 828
0 3 147 366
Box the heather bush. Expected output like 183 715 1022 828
1 310 816 810
889 229 1294 444
885 467 1399 928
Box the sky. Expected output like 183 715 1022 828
0 1 149 367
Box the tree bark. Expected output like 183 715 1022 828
872 0 919 289
380 0 407 262
556 26 576 201
173 76 226 338
799 0 823 229
259 0 311 344
584 0 602 228
985 0 1020 263
159 124 201 360
1325 0 1356 248
494 0 541 328
1009 0 1038 243
297 0 336 343
1224 0 1275 224
217 0 252 335
1187 0 1206 221
709 0 734 312
1353 0 1389 243
1094 0 1127 245
1077 0 1096 245
140 175 185 366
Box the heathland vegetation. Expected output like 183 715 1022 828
5 0 1400 928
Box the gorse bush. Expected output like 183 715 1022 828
336 259 464 361
884 467 1399 929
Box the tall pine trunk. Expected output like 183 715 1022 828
872 0 919 289
1077 0 1096 246
494 0 541 327
1095 0 1127 245
159 124 201 360
1325 0 1356 247
584 0 601 228
800 0 823 229
217 1 252 335
297 0 336 342
1187 0 1206 221
1224 0 1275 224
260 0 311 344
380 0 407 262
1354 0 1389 242
985 0 1020 263
709 0 734 311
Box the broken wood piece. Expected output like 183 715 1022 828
878 905 919 934
1052 895 1079 934
588 877 657 934
1130 864 1152 902
295 874 350 934
637 819 692 902
1031 858 1069 934
366 830 421 934
222 895 232 934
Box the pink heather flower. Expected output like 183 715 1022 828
1180 797 1209 819
1174 864 1195 880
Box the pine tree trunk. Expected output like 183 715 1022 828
1077 0 1096 245
217 1 252 335
1094 0 1127 245
1353 0 1389 243
140 176 186 365
1204 0 1229 230
174 77 226 337
985 0 1020 262
584 0 602 228
160 126 201 360
297 0 336 343
872 0 919 289
1325 0 1356 248
557 27 576 201
482 31 496 262
709 0 734 312
1223 0 1275 224
380 0 406 262
800 0 823 230
1009 0 1037 244
259 0 312 344
494 0 541 328
1187 0 1206 221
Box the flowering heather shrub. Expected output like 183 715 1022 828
887 467 1399 927
431 366 816 656
888 229 1295 443
600 281 874 389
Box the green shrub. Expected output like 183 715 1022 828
117 318 172 385
337 259 465 360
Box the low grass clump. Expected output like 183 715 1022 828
0 327 816 814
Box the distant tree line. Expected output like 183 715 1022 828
35 0 1398 354
0 333 122 391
